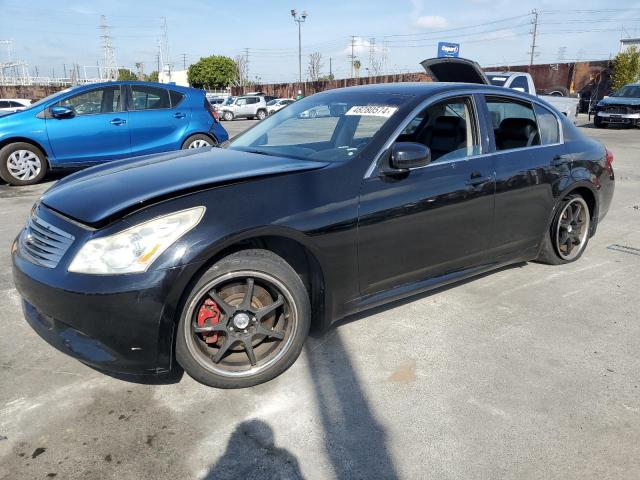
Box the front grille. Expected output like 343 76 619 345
604 106 629 114
19 215 74 268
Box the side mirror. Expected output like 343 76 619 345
50 105 74 119
387 142 431 173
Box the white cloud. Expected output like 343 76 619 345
414 15 449 29
342 37 383 55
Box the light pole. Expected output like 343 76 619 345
291 9 308 84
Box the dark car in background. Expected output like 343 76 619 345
12 59 614 389
592 82 640 128
0 81 228 186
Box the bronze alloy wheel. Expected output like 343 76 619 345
555 196 590 261
183 270 298 378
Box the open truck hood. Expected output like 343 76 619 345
420 57 490 85
41 148 328 227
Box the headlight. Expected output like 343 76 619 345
68 206 205 274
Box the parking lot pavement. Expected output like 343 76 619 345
1 116 639 479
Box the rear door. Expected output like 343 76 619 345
357 94 496 297
481 94 567 257
45 85 130 165
127 85 192 155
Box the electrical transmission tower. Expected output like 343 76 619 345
100 15 118 80
349 35 357 78
528 9 539 70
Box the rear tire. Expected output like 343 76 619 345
256 109 267 120
176 249 311 388
223 111 234 121
536 194 591 265
0 142 48 186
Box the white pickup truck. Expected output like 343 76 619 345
420 58 579 121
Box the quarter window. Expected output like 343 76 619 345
131 86 171 110
169 90 185 107
57 86 122 115
397 96 480 162
486 96 540 151
534 104 560 144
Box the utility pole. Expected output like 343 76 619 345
349 35 356 78
63 64 67 79
528 9 539 70
181 53 187 70
329 57 332 78
291 9 308 84
244 47 250 83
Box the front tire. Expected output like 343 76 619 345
537 194 591 265
593 116 606 128
176 249 311 388
0 142 48 186
182 134 215 150
223 111 234 121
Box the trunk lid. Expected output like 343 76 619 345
420 57 490 85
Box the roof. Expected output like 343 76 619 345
314 81 513 97
69 81 198 93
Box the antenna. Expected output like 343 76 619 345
100 15 117 81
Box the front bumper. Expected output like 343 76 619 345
596 111 640 125
13 250 191 375
11 205 201 375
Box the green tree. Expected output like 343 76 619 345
188 55 237 89
117 68 137 81
145 71 159 82
611 46 640 91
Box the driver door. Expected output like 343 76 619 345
45 85 130 165
357 94 496 297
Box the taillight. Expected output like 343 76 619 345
205 99 219 122
605 148 614 168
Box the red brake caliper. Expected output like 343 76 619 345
197 299 221 344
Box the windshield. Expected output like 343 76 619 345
228 91 412 162
23 87 75 110
223 97 236 105
266 99 277 106
611 85 640 98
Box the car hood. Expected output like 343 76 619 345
599 96 640 107
41 148 329 227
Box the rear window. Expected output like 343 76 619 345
131 86 171 110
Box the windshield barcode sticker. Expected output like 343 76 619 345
345 105 398 117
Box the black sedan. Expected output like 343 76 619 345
12 80 614 388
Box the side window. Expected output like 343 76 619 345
169 90 185 108
510 75 529 93
131 86 171 110
58 86 122 115
236 98 247 106
486 97 539 151
534 104 560 145
9 101 24 107
0 101 9 108
248 97 259 104
397 96 480 162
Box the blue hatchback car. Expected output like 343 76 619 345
0 81 229 185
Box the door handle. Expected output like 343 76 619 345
466 172 492 186
109 118 126 126
173 112 186 119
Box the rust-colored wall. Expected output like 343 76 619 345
0 85 69 101
231 72 431 97
232 60 611 102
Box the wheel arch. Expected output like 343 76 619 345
176 229 329 332
181 132 217 148
549 180 599 237
0 137 51 164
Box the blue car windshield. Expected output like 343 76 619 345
228 91 412 162
611 85 640 98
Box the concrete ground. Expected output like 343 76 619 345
1 116 639 479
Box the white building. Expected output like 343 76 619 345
620 38 640 52
158 69 189 87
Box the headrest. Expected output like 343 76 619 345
433 116 464 134
498 118 537 140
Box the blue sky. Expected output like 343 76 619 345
1 0 639 83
